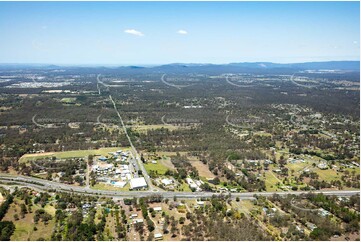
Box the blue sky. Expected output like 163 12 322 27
0 1 359 65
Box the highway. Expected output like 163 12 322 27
225 75 252 88
0 173 358 200
289 73 321 89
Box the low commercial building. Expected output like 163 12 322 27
130 177 148 190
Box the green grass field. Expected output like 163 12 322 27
144 162 169 175
286 162 309 173
19 147 130 163
312 168 341 182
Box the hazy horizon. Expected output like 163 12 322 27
0 1 359 65
0 60 359 68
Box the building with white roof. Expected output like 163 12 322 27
161 178 173 186
154 233 163 240
130 177 148 190
133 218 144 224
153 206 162 212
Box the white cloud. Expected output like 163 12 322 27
353 41 358 44
177 29 188 35
124 29 144 37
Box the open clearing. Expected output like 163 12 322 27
188 156 215 179
312 168 341 182
264 171 281 192
92 183 130 191
286 162 309 173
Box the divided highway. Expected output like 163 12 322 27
0 174 358 200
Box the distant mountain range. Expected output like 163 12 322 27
232 61 360 70
0 61 359 72
157 61 360 71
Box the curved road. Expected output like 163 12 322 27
225 75 252 88
161 74 193 89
